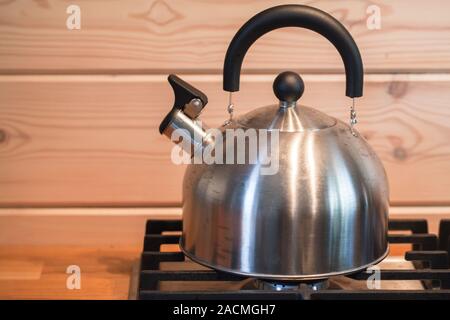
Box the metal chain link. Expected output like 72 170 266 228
350 98 358 137
223 92 234 126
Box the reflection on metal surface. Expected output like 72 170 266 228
179 103 389 280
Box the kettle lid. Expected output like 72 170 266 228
236 71 336 132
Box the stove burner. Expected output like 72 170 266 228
240 279 338 291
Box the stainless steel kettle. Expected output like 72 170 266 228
159 5 389 280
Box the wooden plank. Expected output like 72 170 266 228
0 245 138 299
0 207 449 246
0 259 43 280
0 208 180 246
0 74 449 206
1 0 450 73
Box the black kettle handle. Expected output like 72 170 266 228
223 5 364 98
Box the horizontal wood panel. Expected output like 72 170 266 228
0 74 449 206
1 0 450 73
1 207 449 245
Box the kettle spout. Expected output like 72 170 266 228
159 75 214 155
161 108 214 155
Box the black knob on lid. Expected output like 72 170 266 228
273 71 304 103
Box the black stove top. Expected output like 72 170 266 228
137 218 450 300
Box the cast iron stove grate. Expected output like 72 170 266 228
137 219 450 300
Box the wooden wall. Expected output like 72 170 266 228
1 0 450 73
0 0 449 208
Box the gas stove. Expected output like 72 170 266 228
135 219 450 300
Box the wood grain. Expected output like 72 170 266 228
1 207 449 246
1 0 450 73
0 74 449 206
0 259 43 280
0 208 180 246
0 245 138 299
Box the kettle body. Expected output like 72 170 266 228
159 5 389 280
180 104 389 279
